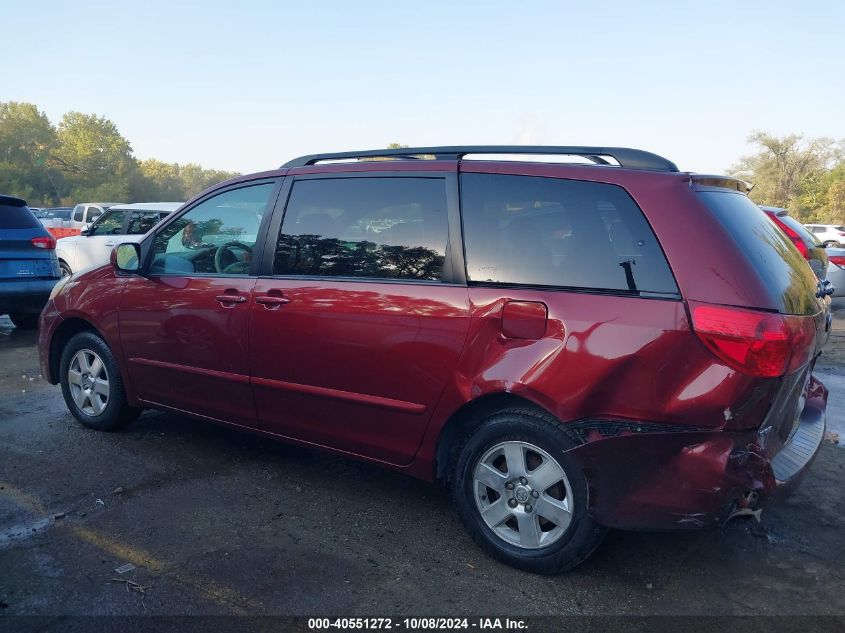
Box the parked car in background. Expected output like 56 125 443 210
40 146 832 573
71 203 119 229
761 206 828 279
805 224 845 248
1 194 61 328
56 202 182 276
41 203 120 239
825 246 845 297
38 207 75 238
38 207 73 223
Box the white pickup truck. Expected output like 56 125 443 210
56 202 183 276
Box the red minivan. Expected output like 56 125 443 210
38 147 832 573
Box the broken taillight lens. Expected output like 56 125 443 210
690 302 816 378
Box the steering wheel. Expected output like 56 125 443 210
214 241 253 274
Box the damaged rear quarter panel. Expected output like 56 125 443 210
447 288 776 430
416 288 781 528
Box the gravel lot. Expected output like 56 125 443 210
1 300 844 620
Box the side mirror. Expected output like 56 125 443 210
80 223 92 236
112 243 141 274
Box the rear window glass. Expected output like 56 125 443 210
460 173 678 294
698 192 819 315
127 211 169 235
0 204 40 229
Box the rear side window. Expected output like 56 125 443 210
0 204 40 229
274 177 449 281
460 173 677 294
698 192 819 315
127 211 167 235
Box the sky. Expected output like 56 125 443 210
2 0 843 175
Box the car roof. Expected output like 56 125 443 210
107 202 184 212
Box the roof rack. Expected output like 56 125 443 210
282 145 679 172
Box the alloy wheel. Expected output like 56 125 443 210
473 440 574 549
67 348 110 416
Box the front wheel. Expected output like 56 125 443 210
59 331 141 431
60 261 72 277
451 408 605 574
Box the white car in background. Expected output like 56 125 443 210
805 224 845 247
56 202 183 276
827 246 845 297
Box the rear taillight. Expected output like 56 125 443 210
690 302 816 378
830 255 845 269
772 217 809 258
31 235 57 249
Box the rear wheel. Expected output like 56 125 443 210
9 313 39 329
823 240 838 248
451 408 605 574
59 331 141 431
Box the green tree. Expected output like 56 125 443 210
0 102 59 204
827 178 845 224
136 159 184 200
178 163 238 199
52 111 137 202
729 131 843 222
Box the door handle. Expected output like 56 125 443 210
255 295 290 308
215 294 248 306
105 241 115 246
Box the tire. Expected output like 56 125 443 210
59 331 141 431
451 408 605 574
9 313 39 329
60 261 72 277
823 241 837 248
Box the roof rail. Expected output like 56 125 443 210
282 145 679 172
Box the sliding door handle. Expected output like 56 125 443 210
255 295 290 308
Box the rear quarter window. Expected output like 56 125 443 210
0 204 40 229
697 192 819 315
459 173 678 295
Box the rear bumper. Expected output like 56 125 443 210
566 376 828 531
770 376 827 487
0 278 59 314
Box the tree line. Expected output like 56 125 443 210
730 132 844 223
0 101 239 206
2 101 844 223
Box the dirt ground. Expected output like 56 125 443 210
1 300 844 621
